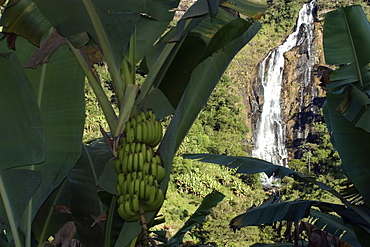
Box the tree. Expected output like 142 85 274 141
185 4 370 247
0 0 268 246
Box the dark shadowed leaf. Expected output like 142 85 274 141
310 209 360 246
32 180 72 245
1 37 86 233
0 169 41 230
252 243 307 247
0 52 45 170
67 140 113 247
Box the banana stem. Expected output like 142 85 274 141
139 207 149 247
0 173 22 247
82 0 125 106
68 42 118 134
104 195 116 247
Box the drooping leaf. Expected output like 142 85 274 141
0 169 41 230
0 0 51 46
229 200 312 231
184 153 344 200
297 221 353 247
229 199 369 236
168 190 225 246
0 52 45 170
220 0 268 19
24 30 68 69
310 209 360 246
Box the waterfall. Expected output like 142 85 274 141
252 0 316 186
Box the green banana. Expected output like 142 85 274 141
133 152 139 172
156 165 166 182
142 119 149 142
115 109 167 222
146 147 153 163
145 185 157 207
127 153 134 172
121 155 129 174
138 152 144 172
150 162 158 178
114 158 121 173
139 180 146 200
141 143 147 161
149 188 164 211
136 122 143 142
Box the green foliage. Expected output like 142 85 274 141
261 0 303 34
178 75 250 156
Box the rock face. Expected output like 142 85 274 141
282 22 326 159
247 1 326 163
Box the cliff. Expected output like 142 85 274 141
245 4 327 162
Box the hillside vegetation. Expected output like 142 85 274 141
83 1 370 246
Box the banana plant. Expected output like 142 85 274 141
0 0 267 246
185 4 370 247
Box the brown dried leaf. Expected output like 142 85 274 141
24 30 67 68
53 204 72 214
90 212 107 227
51 221 77 247
297 221 353 247
2 32 17 50
79 44 103 68
69 239 83 247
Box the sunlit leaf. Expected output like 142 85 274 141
325 93 370 207
324 6 370 67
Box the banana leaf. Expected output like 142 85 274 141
323 93 370 207
323 5 370 128
0 52 45 170
31 179 71 246
0 36 85 234
0 169 41 235
324 6 370 68
67 140 113 247
310 209 360 246
0 0 51 46
184 153 346 203
230 200 368 245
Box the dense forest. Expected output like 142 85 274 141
1 0 369 246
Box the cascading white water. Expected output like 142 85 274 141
252 0 316 185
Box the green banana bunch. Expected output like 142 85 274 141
114 110 166 222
